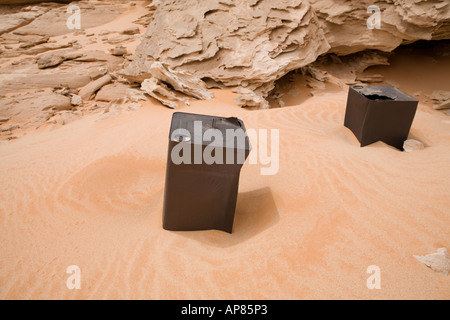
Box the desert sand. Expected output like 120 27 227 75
0 1 449 300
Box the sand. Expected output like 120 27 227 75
1 87 449 299
0 3 449 300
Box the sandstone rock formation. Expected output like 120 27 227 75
95 83 130 102
122 0 450 108
78 74 112 100
0 1 70 3
0 90 72 130
122 0 330 108
0 5 52 35
309 0 450 55
428 90 450 109
0 1 126 37
141 78 180 109
37 52 65 69
0 1 150 140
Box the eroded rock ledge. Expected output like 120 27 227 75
122 0 450 108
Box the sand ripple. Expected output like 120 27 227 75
0 91 449 299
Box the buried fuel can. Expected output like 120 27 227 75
344 85 418 150
162 112 251 233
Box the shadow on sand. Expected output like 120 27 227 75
174 187 280 248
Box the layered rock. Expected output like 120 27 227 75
11 1 126 37
309 0 450 55
0 1 148 139
122 0 330 108
122 0 450 108
0 1 126 37
0 5 52 35
0 1 70 3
